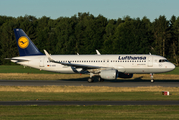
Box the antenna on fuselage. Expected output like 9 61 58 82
149 52 151 55
96 50 101 55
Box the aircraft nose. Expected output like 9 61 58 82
169 63 175 71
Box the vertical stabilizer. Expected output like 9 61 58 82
14 28 44 56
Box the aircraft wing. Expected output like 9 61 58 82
44 50 102 69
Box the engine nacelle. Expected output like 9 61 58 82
100 70 118 80
118 73 133 78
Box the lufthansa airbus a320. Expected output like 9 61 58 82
7 29 175 83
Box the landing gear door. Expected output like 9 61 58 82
39 57 44 67
148 56 153 67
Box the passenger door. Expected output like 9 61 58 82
147 56 153 67
39 57 44 67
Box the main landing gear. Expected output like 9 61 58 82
98 77 104 82
150 73 154 83
88 78 94 83
88 77 104 83
88 73 94 83
87 73 104 83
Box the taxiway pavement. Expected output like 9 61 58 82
0 79 179 87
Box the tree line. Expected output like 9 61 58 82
0 13 179 65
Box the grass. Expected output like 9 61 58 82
0 65 53 74
0 105 179 120
0 86 179 93
0 91 179 101
0 86 179 101
0 65 179 119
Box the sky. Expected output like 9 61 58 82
1 0 179 22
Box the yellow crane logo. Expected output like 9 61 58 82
18 36 29 49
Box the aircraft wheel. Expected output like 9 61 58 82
98 77 104 82
151 79 154 83
88 78 93 83
98 77 101 82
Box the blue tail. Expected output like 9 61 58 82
14 28 44 56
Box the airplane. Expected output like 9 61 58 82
7 28 175 83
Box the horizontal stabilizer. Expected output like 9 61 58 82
5 58 29 62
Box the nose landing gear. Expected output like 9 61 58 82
150 73 154 83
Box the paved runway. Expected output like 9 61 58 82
0 79 179 87
0 101 179 106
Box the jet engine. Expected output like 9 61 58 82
100 70 118 80
118 73 133 78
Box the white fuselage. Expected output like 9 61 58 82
11 54 175 74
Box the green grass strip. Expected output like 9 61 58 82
0 65 53 74
0 92 179 101
0 105 179 120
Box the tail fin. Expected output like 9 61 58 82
14 28 44 56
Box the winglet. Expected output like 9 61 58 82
96 50 101 55
44 50 54 62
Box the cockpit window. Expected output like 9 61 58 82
159 59 168 62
